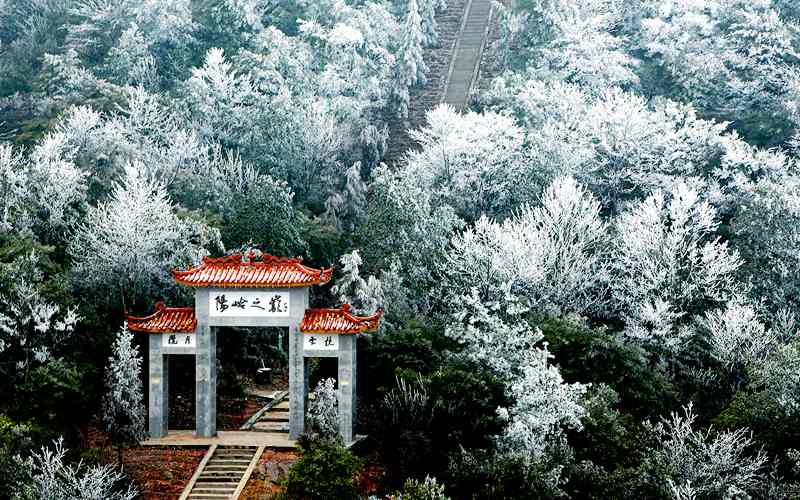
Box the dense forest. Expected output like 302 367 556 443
2 0 800 498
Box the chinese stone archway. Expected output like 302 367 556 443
127 252 382 444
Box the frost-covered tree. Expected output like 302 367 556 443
331 250 384 316
0 143 27 233
731 174 800 317
612 182 742 352
638 0 800 146
751 340 800 416
418 0 440 47
324 162 367 233
401 0 427 87
644 404 768 498
0 252 79 380
405 104 532 220
13 437 137 500
699 297 775 371
445 176 609 316
69 162 220 309
481 80 732 212
391 0 428 117
446 293 586 481
308 377 338 439
182 48 261 149
102 323 145 467
26 129 89 236
493 0 639 89
361 164 462 315
103 24 159 89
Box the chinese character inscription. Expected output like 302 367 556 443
209 291 290 317
303 333 339 351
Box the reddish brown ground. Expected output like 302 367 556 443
80 392 269 499
356 462 387 497
122 447 206 500
219 397 264 430
83 422 205 500
240 449 300 499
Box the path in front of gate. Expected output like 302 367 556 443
143 392 295 449
143 430 295 449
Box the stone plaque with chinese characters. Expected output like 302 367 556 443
163 332 196 348
303 333 339 351
209 291 290 317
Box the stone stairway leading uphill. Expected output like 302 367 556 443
385 0 494 163
179 445 263 500
442 0 494 108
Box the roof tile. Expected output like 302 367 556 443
300 304 383 334
127 302 196 333
172 253 333 288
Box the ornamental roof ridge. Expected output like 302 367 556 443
300 304 384 334
172 251 333 288
127 301 197 333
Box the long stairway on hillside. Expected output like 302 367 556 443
384 0 494 162
179 445 263 500
442 0 493 109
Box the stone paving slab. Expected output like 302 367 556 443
143 431 296 449
253 421 290 432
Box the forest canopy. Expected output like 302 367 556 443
1 0 800 498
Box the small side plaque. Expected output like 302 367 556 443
303 333 338 351
163 333 196 348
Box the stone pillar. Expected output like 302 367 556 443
148 335 169 438
338 335 357 444
289 324 308 439
195 290 217 438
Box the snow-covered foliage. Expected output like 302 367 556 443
493 0 639 89
405 104 531 220
445 176 608 316
446 294 586 477
331 250 384 316
646 404 768 498
68 163 220 308
2 128 89 236
700 297 775 370
481 80 734 212
731 174 800 316
102 323 145 448
362 164 462 315
13 437 137 500
638 0 800 145
0 144 28 233
308 377 338 439
0 252 79 376
751 340 800 416
612 182 741 351
392 0 428 117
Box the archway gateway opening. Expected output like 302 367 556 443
127 251 382 445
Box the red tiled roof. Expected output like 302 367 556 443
300 304 383 334
171 253 333 288
127 302 196 333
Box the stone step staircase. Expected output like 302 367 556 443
384 0 470 163
442 0 494 109
239 391 293 441
179 445 263 500
252 399 290 434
